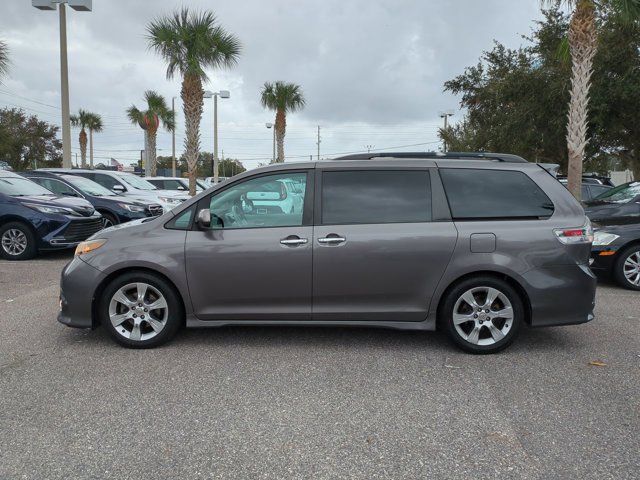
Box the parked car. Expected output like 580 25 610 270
0 170 102 260
558 178 613 201
145 176 207 193
584 181 640 224
0 161 13 171
23 171 163 228
40 169 187 212
557 173 615 187
590 222 640 290
59 152 595 353
203 176 229 188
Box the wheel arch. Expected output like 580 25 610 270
435 270 532 327
91 267 187 327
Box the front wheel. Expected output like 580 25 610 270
0 221 37 260
613 246 640 290
440 277 524 354
99 272 184 348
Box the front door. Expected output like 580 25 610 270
312 168 458 322
185 170 313 320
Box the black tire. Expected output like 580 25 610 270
0 221 37 261
440 276 524 354
613 245 640 291
99 271 184 348
99 211 118 229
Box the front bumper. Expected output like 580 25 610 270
589 246 619 275
40 214 104 250
520 263 596 327
58 255 106 329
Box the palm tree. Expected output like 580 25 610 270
147 8 241 195
126 91 175 177
545 0 640 199
70 109 92 168
0 40 9 82
86 113 103 169
260 81 306 163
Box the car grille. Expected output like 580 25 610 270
59 218 103 243
146 204 164 217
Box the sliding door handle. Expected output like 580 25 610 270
318 236 346 244
280 237 308 246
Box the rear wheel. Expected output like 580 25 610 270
0 221 37 260
99 272 183 348
441 276 523 354
613 245 640 290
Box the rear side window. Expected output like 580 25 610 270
440 168 554 220
322 170 431 225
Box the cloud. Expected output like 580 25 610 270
0 0 543 167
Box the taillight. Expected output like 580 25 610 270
553 219 594 245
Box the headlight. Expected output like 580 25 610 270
593 231 620 246
24 203 77 216
118 203 146 212
75 239 107 256
158 196 182 205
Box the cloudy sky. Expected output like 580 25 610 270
1 0 545 170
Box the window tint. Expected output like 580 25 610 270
440 168 554 219
208 172 307 229
322 170 431 225
36 178 79 197
90 173 120 191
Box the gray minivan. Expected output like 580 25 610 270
59 152 596 353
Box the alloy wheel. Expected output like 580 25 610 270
1 229 28 256
101 217 114 228
108 282 169 341
452 286 514 346
623 251 640 287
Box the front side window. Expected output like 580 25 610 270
35 178 79 197
321 170 431 225
90 173 120 191
440 168 554 220
207 172 307 229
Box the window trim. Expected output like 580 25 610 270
191 168 315 231
439 167 555 221
316 168 434 226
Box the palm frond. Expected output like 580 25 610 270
146 7 241 81
86 113 103 132
0 40 9 81
260 81 306 113
126 105 144 125
70 109 91 128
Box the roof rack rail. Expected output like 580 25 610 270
331 151 528 163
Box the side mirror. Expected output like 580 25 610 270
196 208 211 229
112 184 126 193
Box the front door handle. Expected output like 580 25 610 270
318 235 346 244
280 236 308 246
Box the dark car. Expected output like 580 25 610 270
24 171 163 228
0 170 103 260
558 178 613 201
591 222 640 290
59 152 595 353
584 181 640 224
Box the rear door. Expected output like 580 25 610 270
312 166 458 322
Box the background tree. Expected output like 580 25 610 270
70 109 93 168
442 6 640 178
542 0 640 199
0 108 62 170
147 8 241 195
260 81 306 163
126 91 175 176
0 40 9 82
85 113 103 169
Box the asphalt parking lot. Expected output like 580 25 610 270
0 252 638 480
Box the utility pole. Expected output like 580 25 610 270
171 96 176 177
317 126 321 160
439 110 454 153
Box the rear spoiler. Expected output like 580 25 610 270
538 163 560 177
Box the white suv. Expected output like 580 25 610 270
42 169 188 211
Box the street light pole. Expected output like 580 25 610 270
265 122 275 163
171 96 176 177
204 89 229 183
33 1 92 168
439 110 454 153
